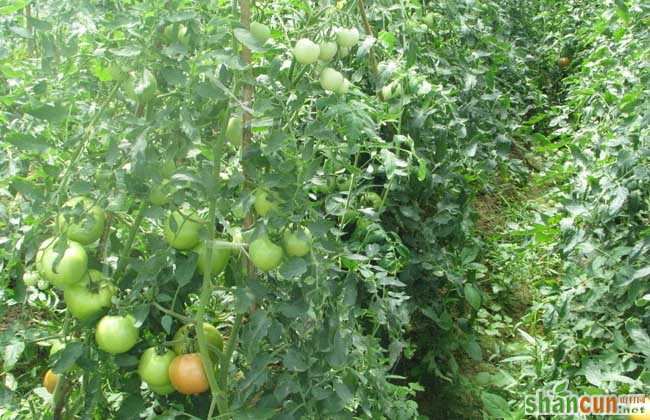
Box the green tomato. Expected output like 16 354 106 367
149 181 171 206
320 67 344 92
163 210 203 250
362 191 382 209
336 28 360 48
250 22 271 43
63 270 115 321
160 159 176 178
293 38 320 65
334 78 351 95
38 237 88 289
249 236 283 272
138 347 176 387
172 323 223 356
125 69 157 104
177 24 189 47
423 12 435 28
254 190 278 217
283 229 312 257
163 24 176 43
95 315 139 354
57 197 106 245
225 116 243 145
194 241 231 276
23 271 39 286
318 41 338 61
150 383 175 395
338 46 350 58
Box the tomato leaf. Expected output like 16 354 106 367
464 283 482 310
233 28 266 52
282 348 308 372
2 339 24 371
52 342 83 373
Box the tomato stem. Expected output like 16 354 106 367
115 201 147 284
195 117 228 417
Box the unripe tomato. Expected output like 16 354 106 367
57 197 106 245
362 191 383 209
558 57 570 67
249 236 283 272
95 315 139 354
293 38 320 65
125 69 157 104
38 237 88 289
176 24 189 47
150 383 175 395
138 347 176 388
334 78 351 95
283 228 312 257
254 190 278 216
320 68 344 92
225 116 243 145
160 159 176 178
336 28 360 48
63 270 115 321
149 181 171 206
423 12 435 28
194 241 231 276
43 369 59 394
338 46 351 58
163 24 176 43
250 22 271 43
318 41 338 61
163 210 203 250
22 271 39 286
168 353 209 395
172 323 223 357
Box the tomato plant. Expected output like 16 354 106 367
2 0 647 418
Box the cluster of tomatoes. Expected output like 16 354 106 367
289 27 360 94
32 173 312 395
251 20 361 95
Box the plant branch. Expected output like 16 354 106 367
195 117 228 418
115 201 147 283
152 302 192 323
357 0 378 77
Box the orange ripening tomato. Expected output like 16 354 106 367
168 353 209 395
43 369 59 393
